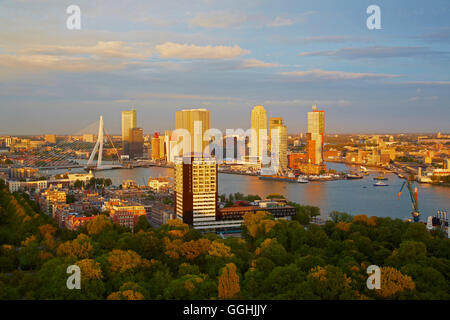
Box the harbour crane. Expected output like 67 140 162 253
397 175 420 222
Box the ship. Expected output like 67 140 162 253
259 175 298 183
258 174 309 183
374 175 388 181
297 177 309 183
427 210 449 238
347 172 363 179
374 181 388 187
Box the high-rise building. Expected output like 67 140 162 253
151 132 165 160
164 130 177 163
122 109 137 157
129 127 143 159
269 118 287 173
250 105 267 161
82 134 95 143
307 105 325 165
175 109 211 156
174 155 218 228
44 134 56 144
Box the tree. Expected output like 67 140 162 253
73 180 84 189
218 263 240 299
376 267 415 299
86 215 113 235
107 249 148 273
403 222 432 244
306 265 355 300
134 215 152 232
329 211 353 223
56 234 94 259
266 193 285 199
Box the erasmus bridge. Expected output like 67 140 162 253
85 116 123 171
15 115 123 171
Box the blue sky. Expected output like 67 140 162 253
0 0 449 135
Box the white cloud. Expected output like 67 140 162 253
21 41 151 59
0 54 131 73
241 59 280 68
281 69 400 80
190 12 248 28
156 42 250 59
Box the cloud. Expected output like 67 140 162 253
126 92 244 102
266 11 315 27
264 99 352 107
267 16 295 27
416 27 450 43
0 54 131 73
21 41 150 59
280 69 400 80
299 46 448 59
276 35 368 44
402 81 450 86
408 96 438 102
241 59 280 68
156 42 250 59
190 12 248 28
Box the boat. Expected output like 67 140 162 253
347 173 363 179
374 181 388 186
374 175 388 181
297 177 309 183
258 175 298 183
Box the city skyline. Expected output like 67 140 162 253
1 0 450 135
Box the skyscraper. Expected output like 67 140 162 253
129 127 143 159
269 117 287 173
151 133 161 160
122 109 137 157
175 108 211 156
250 105 267 161
174 154 218 228
307 105 325 165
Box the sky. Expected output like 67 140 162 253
0 0 449 135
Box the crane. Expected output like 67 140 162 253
397 175 420 222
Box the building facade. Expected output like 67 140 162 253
121 109 137 157
175 109 211 156
250 105 267 161
174 155 218 229
307 105 325 165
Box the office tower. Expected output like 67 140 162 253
159 135 165 159
44 134 56 144
82 134 95 143
164 130 177 163
122 109 137 157
250 105 267 161
175 108 211 156
268 117 282 151
174 155 218 228
129 127 143 159
269 118 287 173
307 105 325 165
151 132 164 160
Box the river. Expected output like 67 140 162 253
72 162 449 221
